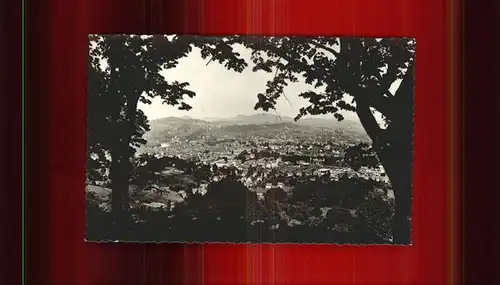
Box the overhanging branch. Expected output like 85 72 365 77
309 40 339 57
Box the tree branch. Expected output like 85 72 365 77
271 68 294 108
309 40 339 57
281 90 293 108
365 54 402 118
391 62 414 129
366 95 395 119
205 56 214 66
376 61 399 96
339 38 396 120
394 62 414 99
355 95 384 145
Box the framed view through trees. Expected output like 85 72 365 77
23 0 461 284
86 34 415 245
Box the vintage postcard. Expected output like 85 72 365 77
86 35 414 244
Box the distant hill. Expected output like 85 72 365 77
211 113 362 129
213 113 295 125
145 116 212 140
145 113 369 142
148 116 210 127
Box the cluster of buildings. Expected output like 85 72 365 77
137 133 391 200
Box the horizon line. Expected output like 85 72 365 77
148 113 354 121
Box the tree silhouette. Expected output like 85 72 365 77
237 36 414 244
87 35 412 243
88 35 247 236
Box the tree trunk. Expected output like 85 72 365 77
392 178 412 244
105 48 145 239
389 64 414 244
378 148 412 244
110 150 128 235
378 64 414 244
108 95 140 239
110 145 132 238
354 63 414 244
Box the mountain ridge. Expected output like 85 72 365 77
145 113 368 142
152 113 362 126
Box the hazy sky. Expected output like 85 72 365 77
139 44 334 120
94 37 400 123
141 44 395 122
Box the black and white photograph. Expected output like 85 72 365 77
86 35 415 244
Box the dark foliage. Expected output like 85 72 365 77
86 35 411 244
87 35 249 236
86 155 394 243
233 36 414 244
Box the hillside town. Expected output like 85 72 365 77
86 114 396 243
86 34 413 244
135 130 392 200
